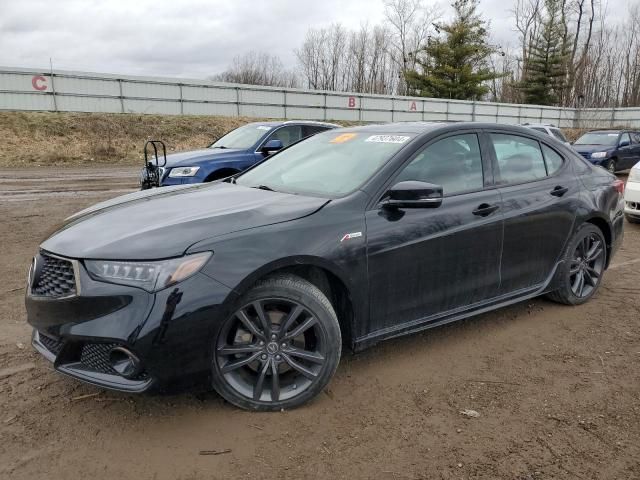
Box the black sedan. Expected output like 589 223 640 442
26 122 625 410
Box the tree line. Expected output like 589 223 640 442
212 0 640 108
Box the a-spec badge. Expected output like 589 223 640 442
340 232 363 242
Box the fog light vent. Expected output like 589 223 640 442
109 347 142 379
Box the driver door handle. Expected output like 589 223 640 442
550 185 569 197
472 203 500 217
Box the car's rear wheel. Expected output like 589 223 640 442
211 275 341 411
547 224 606 305
606 159 617 174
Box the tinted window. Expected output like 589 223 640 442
267 125 303 148
632 133 640 143
620 133 631 146
302 125 331 137
550 128 568 142
395 134 484 195
542 144 563 175
490 134 547 184
237 130 414 197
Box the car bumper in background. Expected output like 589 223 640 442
624 181 640 219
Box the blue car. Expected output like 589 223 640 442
573 130 640 173
143 121 338 187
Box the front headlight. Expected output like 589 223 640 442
591 152 608 159
168 166 200 178
629 168 640 183
85 252 212 292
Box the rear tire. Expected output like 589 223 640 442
211 274 341 411
546 223 607 305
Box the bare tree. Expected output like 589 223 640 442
212 51 299 88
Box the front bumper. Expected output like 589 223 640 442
624 181 640 218
26 252 236 393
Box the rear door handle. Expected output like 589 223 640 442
550 185 569 197
472 203 500 217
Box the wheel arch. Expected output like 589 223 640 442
582 214 613 267
231 256 357 351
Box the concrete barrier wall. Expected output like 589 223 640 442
2 66 640 128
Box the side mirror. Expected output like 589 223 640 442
619 140 630 148
381 181 443 209
261 139 283 155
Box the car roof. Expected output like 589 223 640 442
521 123 557 128
246 120 340 128
587 130 624 134
332 121 547 136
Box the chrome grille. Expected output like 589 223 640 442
31 253 77 298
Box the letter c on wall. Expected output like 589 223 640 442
32 75 48 91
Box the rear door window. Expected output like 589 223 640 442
620 133 631 146
490 134 547 184
302 125 332 137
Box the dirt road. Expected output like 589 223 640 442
1 167 639 479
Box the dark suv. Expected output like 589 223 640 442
573 130 640 173
143 121 337 187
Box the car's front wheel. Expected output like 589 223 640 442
547 223 607 305
606 158 617 174
211 275 341 411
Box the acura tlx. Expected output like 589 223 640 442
26 122 624 410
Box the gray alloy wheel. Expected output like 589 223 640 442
211 275 341 411
607 159 617 174
547 223 606 305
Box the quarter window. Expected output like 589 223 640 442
490 134 547 184
541 144 563 175
395 134 484 195
620 133 631 146
550 128 568 143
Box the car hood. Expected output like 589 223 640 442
41 183 329 260
572 144 613 154
161 148 246 168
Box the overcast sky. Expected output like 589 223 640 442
0 0 623 79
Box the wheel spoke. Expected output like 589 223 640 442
586 266 600 279
281 352 318 380
270 359 280 402
278 305 304 339
569 260 581 275
218 343 262 356
286 346 325 364
587 246 603 263
221 351 261 374
252 301 272 337
571 270 583 295
236 310 265 341
253 358 271 401
583 269 596 287
283 316 317 341
576 270 585 296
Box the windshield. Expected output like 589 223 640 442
574 132 619 146
209 124 272 149
236 130 414 197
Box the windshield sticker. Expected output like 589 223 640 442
365 135 411 144
330 133 357 144
257 126 271 130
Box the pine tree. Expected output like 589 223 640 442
405 0 503 100
519 0 568 105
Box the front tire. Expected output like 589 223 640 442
606 159 617 174
211 275 341 411
547 224 607 305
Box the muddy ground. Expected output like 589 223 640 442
1 167 639 480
